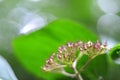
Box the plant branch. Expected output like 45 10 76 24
72 54 83 80
72 66 83 80
60 68 76 78
79 58 93 72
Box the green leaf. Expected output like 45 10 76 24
106 44 120 80
83 54 109 80
13 19 98 80
81 43 120 80
109 44 120 65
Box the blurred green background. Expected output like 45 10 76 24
0 0 120 80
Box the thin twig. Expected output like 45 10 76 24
60 68 76 78
79 58 93 72
72 66 83 80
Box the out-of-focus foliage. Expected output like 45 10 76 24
0 56 18 80
41 0 102 27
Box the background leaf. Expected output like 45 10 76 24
13 19 98 80
81 44 120 80
106 44 120 80
0 56 18 80
82 54 109 80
